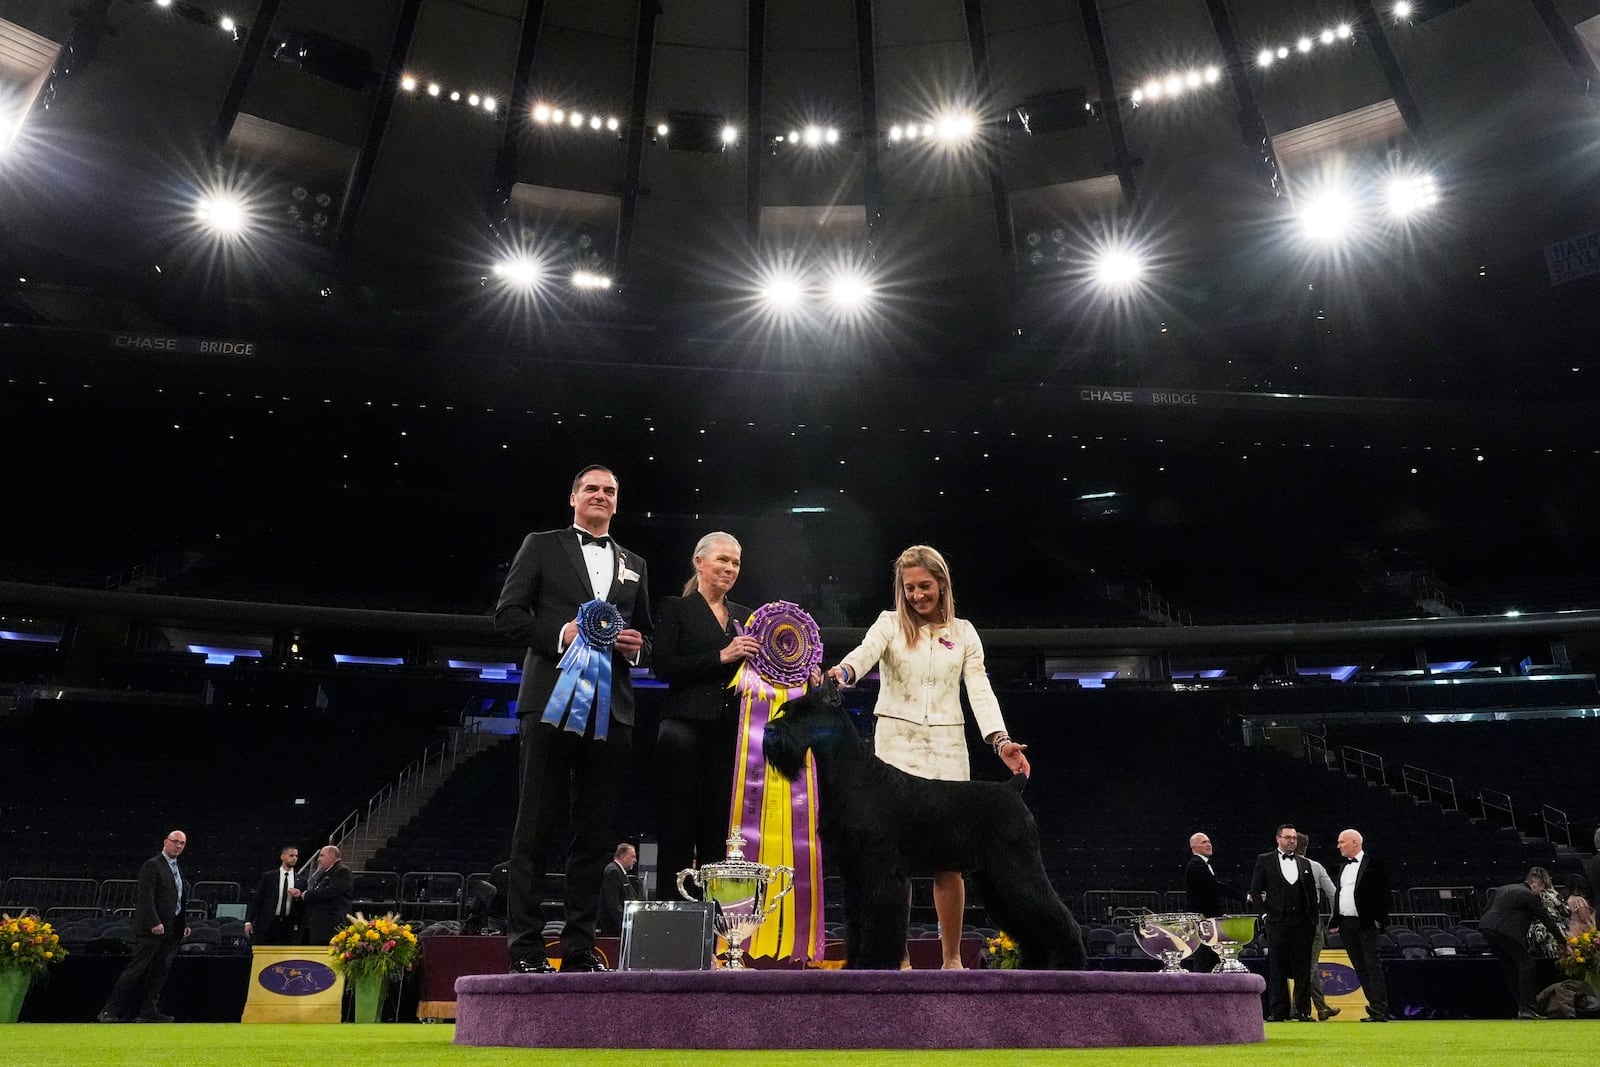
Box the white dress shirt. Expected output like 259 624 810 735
1338 852 1363 916
1277 851 1300 884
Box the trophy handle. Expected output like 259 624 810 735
760 865 795 918
675 867 700 901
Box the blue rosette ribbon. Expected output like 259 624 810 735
541 598 625 740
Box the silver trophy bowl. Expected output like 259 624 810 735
1197 914 1257 973
1133 912 1204 973
676 832 794 969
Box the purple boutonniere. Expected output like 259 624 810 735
938 635 955 650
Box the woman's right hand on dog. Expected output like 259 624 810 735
826 665 851 687
720 635 760 664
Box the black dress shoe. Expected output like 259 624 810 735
134 1011 175 1023
1360 1015 1390 1022
96 1010 123 1024
1318 1007 1341 1021
1264 1015 1289 1023
559 949 610 973
1294 1013 1315 1022
510 956 556 974
1516 1009 1548 1020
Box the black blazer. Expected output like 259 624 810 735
1581 852 1600 902
495 528 653 728
1249 850 1319 924
134 854 188 935
303 861 355 945
1480 882 1565 944
1328 853 1390 931
245 867 305 928
597 860 638 935
1185 854 1235 917
653 594 751 722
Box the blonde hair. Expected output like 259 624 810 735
893 545 955 646
682 531 742 596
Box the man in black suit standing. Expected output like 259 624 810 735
1249 823 1319 1021
302 845 354 946
1329 828 1391 1022
597 842 639 936
497 465 652 974
244 845 304 945
1184 832 1236 972
98 830 190 1023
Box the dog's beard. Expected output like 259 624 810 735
763 719 811 780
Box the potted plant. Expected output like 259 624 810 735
326 913 419 1023
0 914 67 1024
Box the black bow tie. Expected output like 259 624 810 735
1280 853 1295 862
579 532 611 547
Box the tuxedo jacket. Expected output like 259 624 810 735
598 860 638 934
652 594 751 722
1328 853 1390 932
245 866 305 927
1480 882 1565 944
495 528 653 729
134 854 188 935
1185 854 1235 917
303 861 355 944
1249 850 1319 924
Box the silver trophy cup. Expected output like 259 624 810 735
1197 914 1258 973
1133 912 1204 973
676 833 794 969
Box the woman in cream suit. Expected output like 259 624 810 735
827 544 1031 968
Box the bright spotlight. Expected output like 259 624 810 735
1257 49 1275 67
1393 1 1413 18
1204 66 1220 83
1320 29 1335 45
492 256 542 290
1298 189 1356 242
827 273 874 311
1185 70 1202 89
888 124 904 141
569 111 584 128
1336 23 1352 39
449 91 461 102
803 125 823 147
1130 89 1144 104
606 116 619 130
721 125 739 145
1144 80 1162 100
552 108 565 123
219 16 236 33
155 0 172 7
589 115 602 130
1296 37 1313 53
468 94 480 106
1277 46 1289 58
427 83 441 97
194 193 248 237
825 127 840 144
571 270 611 290
656 122 668 136
1092 247 1145 289
1164 75 1183 96
935 111 977 143
1385 172 1440 218
483 97 497 112
400 75 417 92
761 275 805 310
533 104 550 123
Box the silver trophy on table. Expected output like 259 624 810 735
676 832 794 969
1133 912 1204 973
1197 914 1257 973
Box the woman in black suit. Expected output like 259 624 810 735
652 532 758 898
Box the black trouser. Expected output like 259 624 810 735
654 715 739 901
1265 916 1315 1018
1485 928 1539 1014
102 925 183 1019
1338 919 1390 1019
256 915 302 946
506 716 632 963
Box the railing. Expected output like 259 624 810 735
1540 804 1571 848
328 720 483 860
1080 889 1163 923
1400 764 1459 812
1406 886 1481 921
1478 788 1517 831
1304 725 1337 771
1340 745 1387 787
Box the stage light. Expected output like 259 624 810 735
1336 23 1352 38
483 97 497 112
427 83 440 97
803 125 823 147
492 255 542 290
219 17 236 33
194 193 248 237
156 0 172 7
656 122 668 136
470 94 482 107
1130 89 1144 104
1143 80 1162 100
449 90 460 102
589 115 602 130
1185 70 1202 89
571 269 611 290
1092 247 1145 289
760 274 804 310
826 272 874 311
400 74 417 92
1385 172 1440 217
1393 2 1413 18
1258 49 1275 67
1298 189 1356 242
1277 46 1289 58
1204 66 1220 82
606 116 618 130
533 103 551 123
825 127 840 145
1320 28 1335 45
935 111 977 143
721 125 738 145
1297 37 1312 53
569 111 583 127
1164 75 1182 96
888 124 904 141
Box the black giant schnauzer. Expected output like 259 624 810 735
764 681 1087 970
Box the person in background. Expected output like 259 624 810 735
1480 867 1569 1019
1295 831 1340 1020
98 830 190 1024
302 844 354 947
598 842 639 936
244 845 303 945
1184 832 1240 973
1330 829 1392 1023
1249 824 1318 1022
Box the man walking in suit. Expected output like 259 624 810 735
1330 828 1392 1022
1480 867 1569 1018
1185 832 1238 972
302 845 354 946
597 842 639 936
244 845 304 945
1250 823 1319 1021
98 830 190 1023
1295 831 1340 1020
497 465 652 974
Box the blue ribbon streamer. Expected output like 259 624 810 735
540 599 622 740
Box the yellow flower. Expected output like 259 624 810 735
9 942 18 951
43 951 52 959
365 929 380 940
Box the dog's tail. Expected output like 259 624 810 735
1006 772 1027 795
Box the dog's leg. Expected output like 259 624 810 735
972 863 1088 971
847 871 911 969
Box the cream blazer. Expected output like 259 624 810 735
837 611 1007 738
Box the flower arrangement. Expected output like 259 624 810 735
1558 929 1599 987
0 914 66 976
326 913 418 981
983 931 1020 970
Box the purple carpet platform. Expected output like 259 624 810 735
453 969 1267 1050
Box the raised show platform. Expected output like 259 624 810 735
454 968 1268 1050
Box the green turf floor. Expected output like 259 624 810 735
2 1021 1594 1067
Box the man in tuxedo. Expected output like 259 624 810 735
1329 828 1392 1022
98 830 191 1023
244 845 304 945
1480 867 1568 1018
1184 832 1237 972
1249 823 1319 1021
302 845 354 946
497 465 652 974
1295 831 1340 1020
597 842 639 936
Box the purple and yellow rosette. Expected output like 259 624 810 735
726 601 826 963
541 598 624 740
